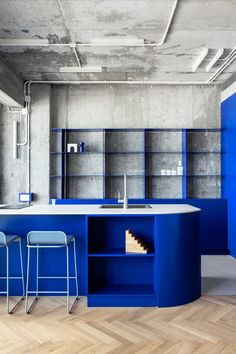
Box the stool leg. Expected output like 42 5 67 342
25 247 30 313
73 239 79 298
36 246 39 297
6 239 25 314
25 246 39 314
6 245 9 314
66 239 79 314
66 244 70 313
19 238 25 297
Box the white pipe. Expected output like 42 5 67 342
23 47 235 96
23 52 236 90
25 96 31 194
49 0 179 48
210 54 236 82
76 0 178 47
72 46 82 67
13 120 18 159
208 50 236 82
219 47 236 61
24 80 214 88
158 0 179 46
0 1 178 50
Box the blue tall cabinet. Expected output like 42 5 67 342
222 92 236 257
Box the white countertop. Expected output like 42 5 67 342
0 204 200 215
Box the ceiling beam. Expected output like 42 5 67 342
205 49 224 72
192 49 209 72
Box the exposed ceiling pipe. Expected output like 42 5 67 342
23 43 236 96
69 42 82 67
0 39 49 46
23 52 236 96
0 0 178 49
24 81 214 94
156 0 179 46
64 42 103 72
51 0 179 48
208 49 236 82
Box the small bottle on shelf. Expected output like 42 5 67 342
177 160 183 176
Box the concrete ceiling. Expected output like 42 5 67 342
0 0 235 83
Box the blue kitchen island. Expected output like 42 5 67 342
0 204 200 307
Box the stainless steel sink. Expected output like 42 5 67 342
99 204 152 209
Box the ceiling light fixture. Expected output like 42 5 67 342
192 48 209 72
89 37 145 46
59 66 103 73
0 39 49 46
205 48 224 72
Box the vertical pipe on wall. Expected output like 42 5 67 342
13 120 18 159
27 97 31 194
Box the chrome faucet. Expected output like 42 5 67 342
118 174 128 209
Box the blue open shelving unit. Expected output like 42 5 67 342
50 127 222 200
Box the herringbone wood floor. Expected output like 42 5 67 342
0 296 236 353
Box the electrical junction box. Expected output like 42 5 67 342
19 193 33 203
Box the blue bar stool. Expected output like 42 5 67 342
0 232 24 314
25 231 79 314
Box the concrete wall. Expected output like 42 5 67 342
52 85 220 129
0 58 24 106
0 83 221 204
0 84 51 204
0 104 27 203
30 85 51 204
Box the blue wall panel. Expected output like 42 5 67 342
222 93 236 256
0 215 87 296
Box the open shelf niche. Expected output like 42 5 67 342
186 129 221 198
87 216 156 299
50 129 105 199
105 129 145 199
145 129 183 198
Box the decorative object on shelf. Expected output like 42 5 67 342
171 169 177 176
67 143 78 153
51 198 56 205
166 170 171 176
125 229 149 254
161 169 166 175
177 160 183 175
79 142 85 153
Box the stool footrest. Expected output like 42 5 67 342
27 291 68 294
0 277 24 280
37 276 77 279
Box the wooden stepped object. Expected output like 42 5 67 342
125 229 149 254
